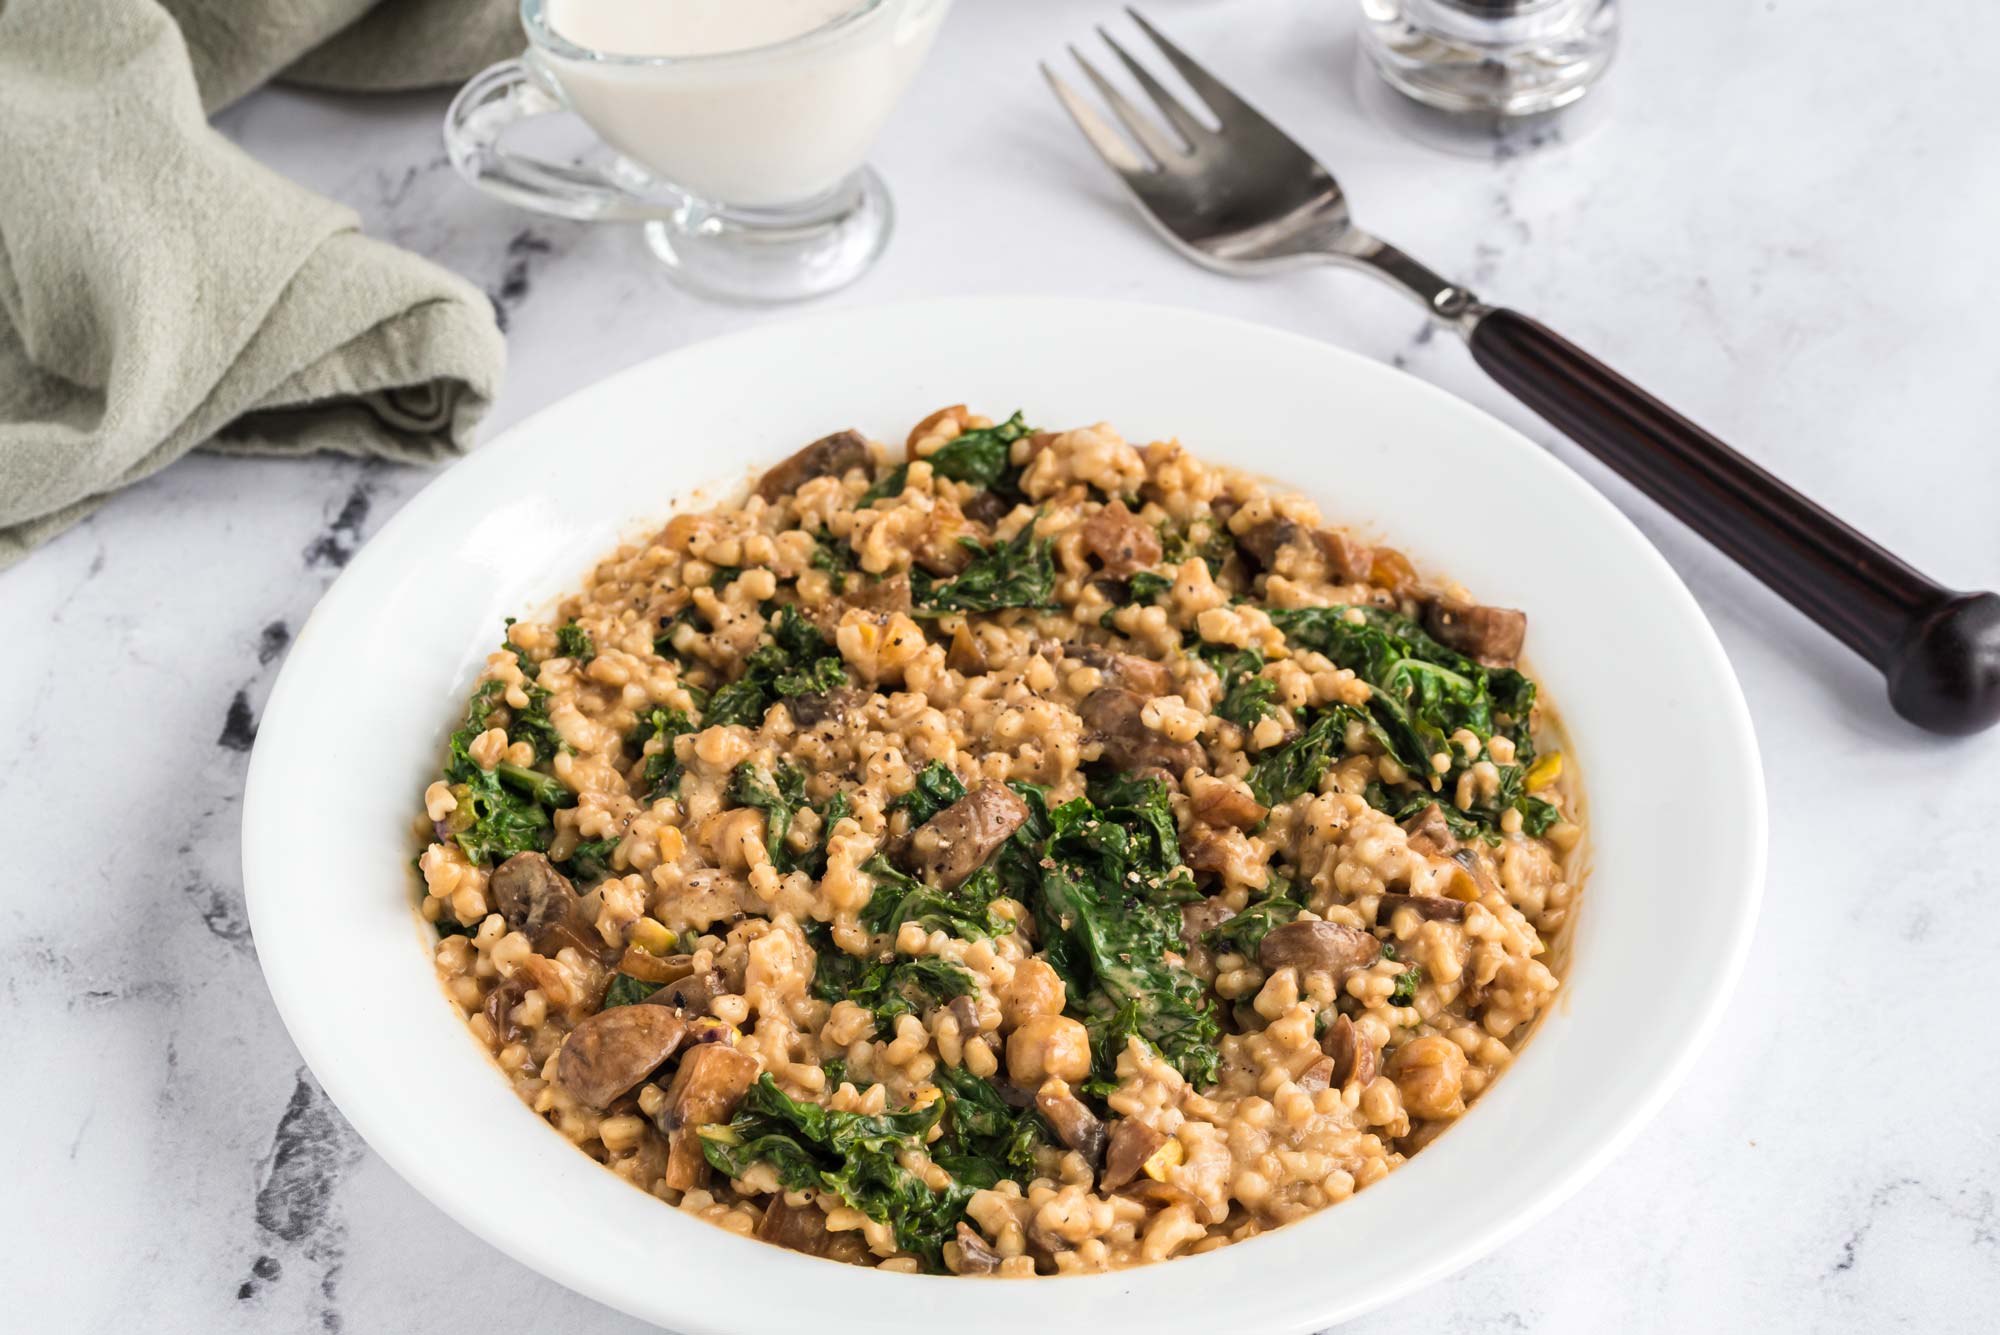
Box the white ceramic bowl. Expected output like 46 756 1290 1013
243 297 1765 1333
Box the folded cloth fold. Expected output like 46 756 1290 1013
0 0 514 567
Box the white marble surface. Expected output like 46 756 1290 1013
7 0 2000 1330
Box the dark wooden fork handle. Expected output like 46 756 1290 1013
1468 307 2000 735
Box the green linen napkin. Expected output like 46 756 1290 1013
0 0 519 568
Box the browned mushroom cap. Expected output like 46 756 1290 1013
1258 920 1382 977
1116 1177 1214 1222
490 853 581 940
482 975 530 1047
658 1043 761 1191
785 687 863 729
1100 1118 1168 1191
1235 518 1305 572
1321 1013 1378 1089
1313 529 1374 584
947 994 982 1037
617 948 697 985
754 429 872 503
645 969 724 1016
1401 803 1458 857
962 490 1011 527
914 499 979 577
1078 502 1165 577
1078 687 1204 775
1190 781 1268 831
953 1221 1004 1276
755 1198 831 1257
909 782 1030 890
839 572 913 617
1060 641 1174 698
1178 895 1236 948
1377 892 1468 925
906 404 968 452
1034 1080 1107 1169
1295 1055 1336 1093
557 1005 689 1108
1423 599 1528 667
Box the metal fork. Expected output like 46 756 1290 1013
1045 11 2000 737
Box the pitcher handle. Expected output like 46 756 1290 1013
443 59 674 223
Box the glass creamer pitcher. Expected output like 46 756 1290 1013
446 0 953 303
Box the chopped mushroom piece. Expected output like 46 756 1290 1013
489 852 582 940
1078 687 1203 775
1077 501 1164 577
785 687 863 729
1178 895 1237 948
953 1222 1004 1276
557 1005 689 1108
754 429 871 502
617 948 696 985
1060 641 1174 698
1295 1056 1336 1092
1313 528 1374 584
657 1043 761 1191
1100 1119 1169 1191
1321 1013 1378 1090
645 969 725 1016
909 782 1030 889
755 1198 832 1257
1377 892 1469 925
1034 1079 1108 1169
481 975 530 1048
1236 517 1305 571
1258 920 1382 978
1423 599 1528 667
1401 803 1458 856
1189 777 1267 830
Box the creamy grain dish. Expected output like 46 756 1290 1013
416 407 1582 1276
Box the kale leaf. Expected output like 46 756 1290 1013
438 656 576 865
1029 774 1218 1093
704 605 849 727
727 761 808 869
1270 604 1543 835
1200 645 1278 729
892 761 968 826
555 621 595 663
701 1074 967 1272
930 1065 1049 1190
911 519 1055 616
1389 964 1423 1007
633 707 696 801
1160 519 1235 577
1127 571 1173 601
811 953 977 1029
602 973 663 1008
923 411 1031 493
859 856 1014 939
862 412 1034 509
558 837 619 883
1246 708 1357 808
809 530 859 594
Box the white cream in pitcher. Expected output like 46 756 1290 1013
543 0 949 207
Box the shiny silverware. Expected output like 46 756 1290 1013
1044 10 2000 736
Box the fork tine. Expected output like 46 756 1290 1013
1040 62 1148 177
1067 45 1183 167
1096 26 1213 148
1125 7 1281 139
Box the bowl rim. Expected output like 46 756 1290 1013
243 295 1766 1333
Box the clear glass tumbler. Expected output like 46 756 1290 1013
1359 0 1618 118
445 0 952 303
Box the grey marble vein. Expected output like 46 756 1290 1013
3 0 1998 1331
